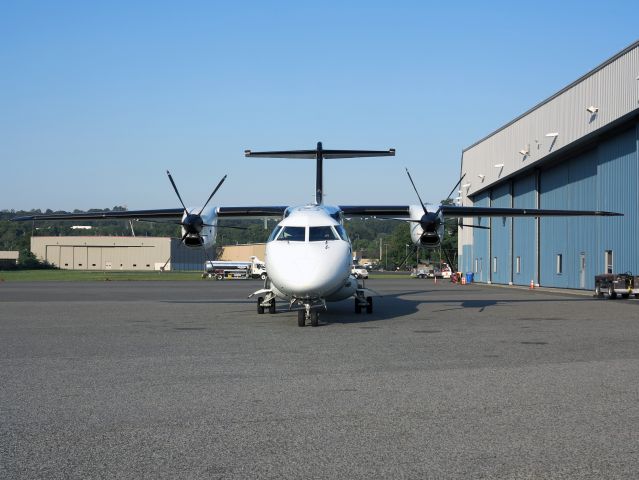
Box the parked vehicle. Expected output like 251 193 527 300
205 256 267 280
594 273 639 299
351 265 369 279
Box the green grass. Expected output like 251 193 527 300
0 270 206 282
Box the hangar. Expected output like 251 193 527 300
458 40 639 290
31 236 209 271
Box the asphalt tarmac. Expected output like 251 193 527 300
1 278 639 479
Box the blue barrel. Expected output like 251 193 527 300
466 272 474 284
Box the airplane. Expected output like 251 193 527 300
12 142 622 327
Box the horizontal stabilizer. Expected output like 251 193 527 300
245 149 395 159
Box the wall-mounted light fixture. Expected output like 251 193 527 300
494 163 504 168
477 174 485 181
519 149 529 156
586 106 599 114
545 132 559 138
462 182 471 192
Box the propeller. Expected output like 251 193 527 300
166 170 227 246
404 168 442 244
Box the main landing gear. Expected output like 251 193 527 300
354 291 373 314
257 296 276 314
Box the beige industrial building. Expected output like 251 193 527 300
0 251 19 268
217 243 266 261
30 237 267 271
31 236 209 271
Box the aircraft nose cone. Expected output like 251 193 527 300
267 243 349 298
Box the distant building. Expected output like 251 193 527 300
0 251 19 269
217 243 266 262
30 236 210 271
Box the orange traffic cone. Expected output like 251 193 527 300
529 279 534 289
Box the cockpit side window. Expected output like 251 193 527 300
267 226 282 242
277 226 306 242
334 225 349 241
309 226 338 242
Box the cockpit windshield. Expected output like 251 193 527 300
267 226 282 242
309 226 338 242
277 226 305 242
334 225 349 241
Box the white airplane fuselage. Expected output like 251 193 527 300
265 205 356 303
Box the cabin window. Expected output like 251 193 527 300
309 226 337 242
277 226 305 242
267 226 282 242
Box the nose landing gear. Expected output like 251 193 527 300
294 300 324 327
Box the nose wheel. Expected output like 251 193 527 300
297 307 320 327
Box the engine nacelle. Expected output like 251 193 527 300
181 207 218 249
409 205 444 248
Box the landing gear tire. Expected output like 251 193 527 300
310 310 319 327
366 296 373 314
608 286 617 299
261 273 267 280
354 299 362 314
268 299 276 314
257 297 265 314
297 310 305 327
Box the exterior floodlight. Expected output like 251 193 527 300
494 163 504 168
462 183 471 189
477 174 485 180
519 149 529 156
545 132 559 137
586 106 598 114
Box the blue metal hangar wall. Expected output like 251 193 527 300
458 40 639 290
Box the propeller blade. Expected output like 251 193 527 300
166 170 188 212
198 174 228 216
459 223 490 230
405 168 428 214
444 173 466 204
398 244 416 269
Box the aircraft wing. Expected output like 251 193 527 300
216 206 287 217
338 205 411 217
439 205 623 217
11 206 290 222
11 208 184 222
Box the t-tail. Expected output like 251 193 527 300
245 142 395 204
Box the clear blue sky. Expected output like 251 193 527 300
1 0 637 211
